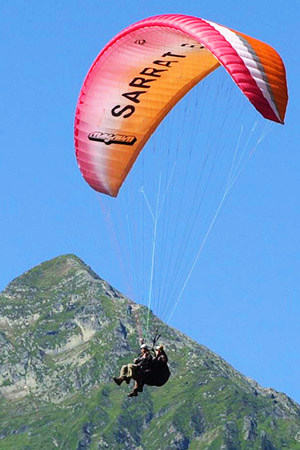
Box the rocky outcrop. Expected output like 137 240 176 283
243 415 257 441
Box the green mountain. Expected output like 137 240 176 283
0 255 299 449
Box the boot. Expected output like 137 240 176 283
113 377 125 386
127 389 138 397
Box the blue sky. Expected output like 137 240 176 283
1 1 300 403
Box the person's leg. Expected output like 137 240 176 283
113 365 130 385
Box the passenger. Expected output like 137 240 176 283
113 344 153 397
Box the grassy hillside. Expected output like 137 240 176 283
0 255 299 449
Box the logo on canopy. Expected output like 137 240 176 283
88 131 137 146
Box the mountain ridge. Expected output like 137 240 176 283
0 254 299 449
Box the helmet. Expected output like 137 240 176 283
140 344 149 350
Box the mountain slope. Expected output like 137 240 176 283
0 255 299 449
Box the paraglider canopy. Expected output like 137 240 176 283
74 14 288 197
